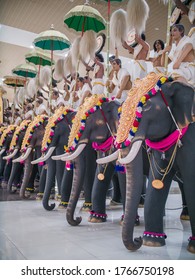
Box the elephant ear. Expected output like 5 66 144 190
163 81 195 128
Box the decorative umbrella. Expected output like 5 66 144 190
3 75 26 89
12 63 37 79
64 1 106 34
33 24 71 115
25 49 55 67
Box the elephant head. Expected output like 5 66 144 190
99 73 195 252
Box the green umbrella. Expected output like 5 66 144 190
25 49 54 67
33 25 71 51
12 63 37 79
64 2 106 34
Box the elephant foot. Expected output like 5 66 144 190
36 193 44 200
138 195 145 208
55 194 61 201
120 215 140 226
88 211 107 223
187 237 195 254
143 231 167 247
81 202 92 212
26 187 34 193
58 201 68 210
180 206 190 221
79 191 85 200
1 181 7 189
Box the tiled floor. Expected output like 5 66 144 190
0 183 194 260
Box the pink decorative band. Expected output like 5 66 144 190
145 127 188 152
92 136 114 152
143 231 167 239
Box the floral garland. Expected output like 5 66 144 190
0 125 16 148
64 95 114 153
115 76 173 149
41 106 74 153
20 115 48 153
9 120 31 152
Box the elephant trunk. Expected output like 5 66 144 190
66 156 86 226
7 162 21 192
19 152 33 198
42 158 56 210
122 147 143 251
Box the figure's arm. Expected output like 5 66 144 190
81 58 94 72
122 40 134 54
173 43 193 69
135 34 150 52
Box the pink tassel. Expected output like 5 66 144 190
38 162 44 166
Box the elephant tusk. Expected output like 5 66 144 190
96 150 119 164
0 148 6 156
61 143 87 161
20 147 32 161
12 155 23 163
52 152 69 161
31 147 56 164
3 149 19 160
118 140 142 165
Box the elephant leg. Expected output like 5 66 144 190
7 162 21 192
26 163 38 194
55 160 65 199
89 163 115 223
58 168 73 209
143 165 174 247
177 180 189 220
81 147 97 211
42 158 56 210
110 172 122 204
1 161 12 188
20 153 33 198
36 165 47 200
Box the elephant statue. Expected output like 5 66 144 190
0 124 16 186
13 114 48 198
100 73 195 254
55 94 125 225
3 120 31 192
31 106 76 209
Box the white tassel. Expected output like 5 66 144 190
39 66 51 87
27 78 37 98
53 58 65 80
64 52 75 76
70 36 81 66
79 30 97 62
110 9 127 49
126 0 149 35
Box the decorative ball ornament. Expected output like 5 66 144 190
97 173 105 181
152 179 164 189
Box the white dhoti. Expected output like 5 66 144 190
171 62 195 85
92 78 105 94
153 66 166 74
132 60 148 85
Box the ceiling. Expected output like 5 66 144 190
0 0 192 101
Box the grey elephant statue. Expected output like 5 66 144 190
0 124 16 186
13 114 48 198
101 73 195 254
3 120 31 192
54 94 129 225
31 106 76 210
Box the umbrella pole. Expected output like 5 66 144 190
164 0 172 75
105 0 111 97
49 42 54 116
